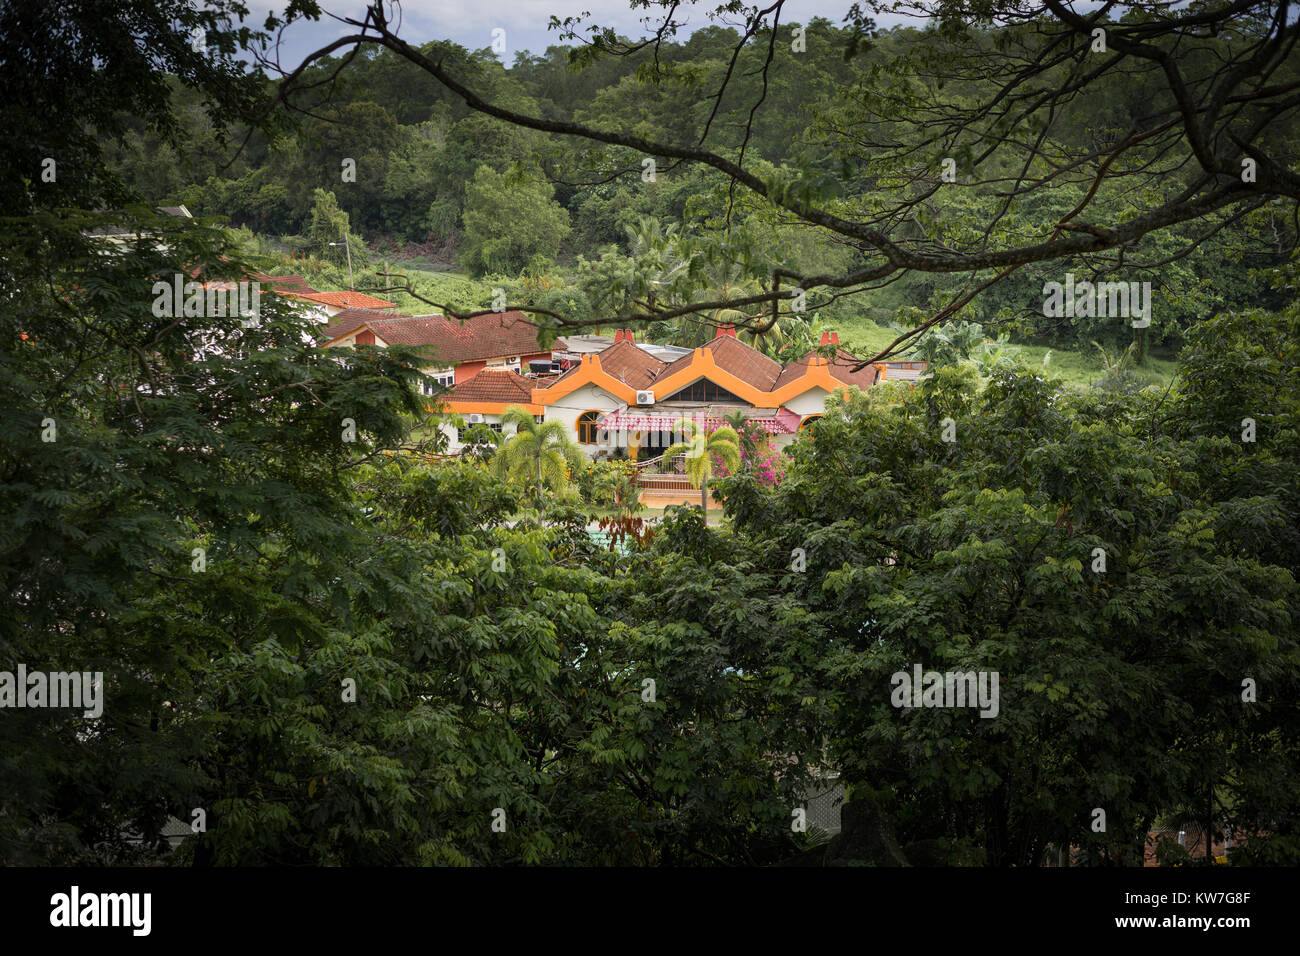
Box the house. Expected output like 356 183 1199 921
321 309 556 396
439 326 894 457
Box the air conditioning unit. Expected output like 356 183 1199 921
635 390 656 405
468 413 485 424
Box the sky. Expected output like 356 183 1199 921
242 0 917 71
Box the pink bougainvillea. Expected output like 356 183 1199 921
714 441 786 488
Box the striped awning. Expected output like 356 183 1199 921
597 406 802 434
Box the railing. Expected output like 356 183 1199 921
632 452 692 490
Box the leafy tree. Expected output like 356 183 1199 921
704 306 1300 865
305 188 369 270
459 423 502 462
286 1 1299 355
458 166 572 277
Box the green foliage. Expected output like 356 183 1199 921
458 167 572 277
492 407 586 504
305 188 370 269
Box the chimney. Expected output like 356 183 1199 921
819 331 831 346
612 329 624 343
624 328 635 344
720 324 736 338
830 332 839 345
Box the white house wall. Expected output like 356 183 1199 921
544 383 625 458
783 385 832 417
439 414 515 455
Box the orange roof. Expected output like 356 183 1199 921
320 307 402 342
584 339 665 389
287 290 397 310
534 333 884 408
774 349 879 389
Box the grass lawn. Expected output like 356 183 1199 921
831 315 1179 389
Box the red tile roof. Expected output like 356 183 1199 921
659 334 784 390
330 311 545 364
252 273 317 294
826 349 881 388
447 368 534 404
320 307 400 342
591 339 666 389
773 349 880 390
288 290 397 310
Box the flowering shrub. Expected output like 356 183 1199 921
712 425 786 488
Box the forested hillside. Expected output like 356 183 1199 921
105 14 1298 361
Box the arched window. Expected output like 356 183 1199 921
576 410 602 444
799 415 823 431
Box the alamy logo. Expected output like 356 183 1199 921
0 664 103 718
890 664 999 718
1042 273 1151 327
50 886 150 936
152 275 261 325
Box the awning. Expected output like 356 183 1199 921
597 406 802 434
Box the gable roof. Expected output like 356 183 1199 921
586 339 666 390
774 349 880 390
825 349 882 388
320 307 401 343
328 310 545 364
659 334 783 390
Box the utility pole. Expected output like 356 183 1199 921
328 234 354 290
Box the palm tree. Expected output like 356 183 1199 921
494 406 586 503
661 418 741 519
721 409 761 459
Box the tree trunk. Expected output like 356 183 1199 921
701 474 708 519
1206 782 1214 863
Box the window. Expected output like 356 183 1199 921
663 379 745 404
576 410 602 444
420 369 455 395
799 415 823 431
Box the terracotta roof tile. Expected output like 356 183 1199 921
592 340 666 390
320 307 401 342
289 290 397 310
825 349 880 388
331 311 546 364
659 335 783 391
774 349 880 390
448 368 534 404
